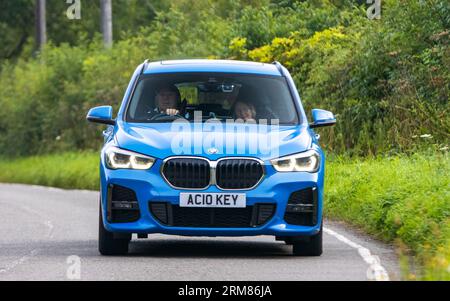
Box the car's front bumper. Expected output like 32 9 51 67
100 158 324 237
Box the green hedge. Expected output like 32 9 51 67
0 0 448 157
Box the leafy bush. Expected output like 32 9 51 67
240 0 449 155
0 0 448 157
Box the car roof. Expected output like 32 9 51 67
143 59 282 76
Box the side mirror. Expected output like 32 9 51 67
86 106 115 126
310 109 336 128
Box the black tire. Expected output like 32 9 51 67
292 224 323 256
98 200 129 255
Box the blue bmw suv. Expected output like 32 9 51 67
87 59 336 256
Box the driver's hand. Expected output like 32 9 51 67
165 108 179 116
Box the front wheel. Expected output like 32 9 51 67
292 223 323 256
98 200 130 255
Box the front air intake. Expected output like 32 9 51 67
107 185 140 223
284 187 317 226
149 202 276 228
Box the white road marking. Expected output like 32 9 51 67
44 220 54 238
324 227 390 281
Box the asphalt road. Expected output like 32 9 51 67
0 183 400 281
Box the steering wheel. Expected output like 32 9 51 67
148 112 186 121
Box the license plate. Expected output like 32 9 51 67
179 193 246 208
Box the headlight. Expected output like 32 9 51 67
271 150 320 173
105 146 155 170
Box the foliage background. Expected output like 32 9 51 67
0 0 448 157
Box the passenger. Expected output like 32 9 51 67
232 100 257 122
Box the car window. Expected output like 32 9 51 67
125 73 299 125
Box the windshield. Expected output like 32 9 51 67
125 73 299 125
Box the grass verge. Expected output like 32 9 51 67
0 152 99 190
325 152 449 280
0 151 448 279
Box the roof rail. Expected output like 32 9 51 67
140 59 149 74
272 61 285 76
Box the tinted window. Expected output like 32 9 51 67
126 73 299 124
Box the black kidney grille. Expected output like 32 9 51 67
216 159 264 189
149 202 275 228
162 158 210 189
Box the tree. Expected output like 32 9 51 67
0 0 34 60
35 0 46 51
100 0 113 47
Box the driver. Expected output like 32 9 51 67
152 85 181 116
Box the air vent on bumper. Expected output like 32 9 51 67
149 202 276 228
107 184 140 223
284 187 317 226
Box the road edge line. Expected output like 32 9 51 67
323 227 390 281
